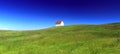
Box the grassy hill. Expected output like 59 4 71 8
0 23 120 54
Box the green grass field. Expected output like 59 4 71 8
0 23 120 54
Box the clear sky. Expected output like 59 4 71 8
0 0 120 30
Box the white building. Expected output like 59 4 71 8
55 20 64 26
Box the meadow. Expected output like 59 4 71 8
0 23 120 54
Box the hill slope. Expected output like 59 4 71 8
0 23 120 54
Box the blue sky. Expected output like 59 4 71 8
0 0 120 30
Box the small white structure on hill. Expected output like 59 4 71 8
55 20 64 26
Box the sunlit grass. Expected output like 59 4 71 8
0 23 120 54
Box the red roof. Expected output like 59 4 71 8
56 20 62 24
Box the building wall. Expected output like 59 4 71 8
55 21 64 26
